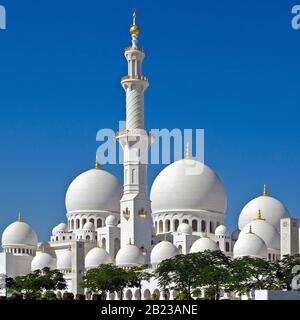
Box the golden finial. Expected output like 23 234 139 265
247 225 253 234
263 183 267 196
17 212 22 222
185 143 191 160
95 156 100 170
130 9 140 35
257 208 265 221
202 230 208 238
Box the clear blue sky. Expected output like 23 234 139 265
0 0 299 240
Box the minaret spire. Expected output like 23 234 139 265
130 9 140 48
17 212 22 222
95 156 100 170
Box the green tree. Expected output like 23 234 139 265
273 254 300 290
191 250 231 300
126 266 152 300
228 257 278 297
9 268 66 299
81 264 128 300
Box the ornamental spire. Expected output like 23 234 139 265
263 183 267 196
247 225 253 234
129 9 140 48
95 156 100 170
185 143 191 160
257 208 265 221
17 212 22 222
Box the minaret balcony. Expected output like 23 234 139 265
125 46 144 53
121 75 148 82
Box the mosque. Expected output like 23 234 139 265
0 11 299 300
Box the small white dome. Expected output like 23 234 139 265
238 193 289 231
215 225 229 237
65 168 122 214
52 223 68 235
31 252 56 271
150 241 179 265
2 220 38 248
150 159 227 215
240 216 280 250
233 230 267 259
57 250 72 270
231 229 240 241
105 215 117 227
177 223 193 235
83 222 95 231
85 247 112 269
190 236 219 253
116 243 145 267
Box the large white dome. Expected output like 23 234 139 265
190 236 219 253
150 241 179 266
57 250 72 270
116 244 145 268
233 230 267 259
238 194 290 231
240 215 280 250
85 247 112 269
31 252 56 271
65 168 122 214
2 220 38 248
150 159 227 214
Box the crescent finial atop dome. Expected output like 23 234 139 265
17 212 22 222
95 156 100 170
185 142 191 160
247 225 253 234
263 183 267 196
256 208 265 221
130 9 140 36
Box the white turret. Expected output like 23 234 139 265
116 10 153 263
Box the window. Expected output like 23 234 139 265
201 221 206 232
86 235 91 241
192 220 198 232
174 219 179 232
165 220 170 232
76 219 80 229
178 245 183 254
225 242 230 252
159 221 163 233
209 221 214 233
97 219 102 228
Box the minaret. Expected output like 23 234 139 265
116 10 153 263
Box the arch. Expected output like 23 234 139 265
201 220 206 232
134 289 141 300
209 221 214 233
71 219 74 230
76 219 80 229
155 221 158 233
109 292 115 300
225 242 230 252
182 219 189 224
159 220 163 233
174 219 179 232
82 218 87 228
89 218 95 225
86 235 91 241
165 219 171 232
126 290 133 300
192 220 198 232
143 289 151 300
97 219 102 228
152 289 160 300
178 245 183 254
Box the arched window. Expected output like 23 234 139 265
89 218 94 225
76 219 80 229
209 221 214 233
82 218 87 228
143 289 151 300
165 220 170 232
126 290 133 301
155 221 158 233
56 236 58 241
201 220 206 232
192 220 198 232
225 242 230 252
97 219 102 228
71 219 74 230
178 245 183 254
62 236 65 241
86 235 90 241
174 219 179 232
182 219 189 224
159 220 163 233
